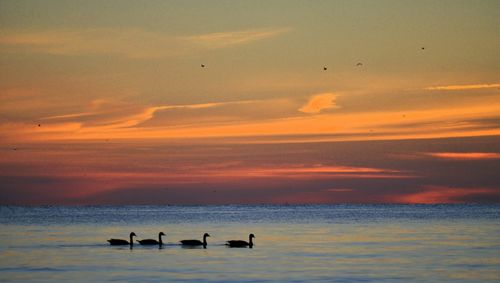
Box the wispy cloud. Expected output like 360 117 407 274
425 152 500 160
0 87 40 99
203 165 407 180
185 27 291 49
0 28 175 58
0 161 406 182
0 27 290 58
42 112 94 120
424 83 500 91
299 93 339 114
42 99 256 129
106 101 256 128
325 188 354 192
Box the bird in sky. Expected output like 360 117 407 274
356 62 363 66
323 66 327 71
201 64 205 68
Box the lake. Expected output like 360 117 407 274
0 205 499 282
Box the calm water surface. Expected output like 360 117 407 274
0 205 499 282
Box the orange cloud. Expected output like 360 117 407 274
203 165 408 180
299 93 338 114
425 152 500 160
424 83 500 91
391 186 498 204
3 90 500 143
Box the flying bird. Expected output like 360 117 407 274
356 62 363 66
201 64 205 68
323 67 327 71
421 47 425 50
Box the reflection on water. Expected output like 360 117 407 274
0 205 499 282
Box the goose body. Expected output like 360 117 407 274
226 234 255 248
137 232 165 246
180 239 203 245
108 232 136 246
180 233 210 247
138 239 160 245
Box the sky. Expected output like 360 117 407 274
1 0 499 204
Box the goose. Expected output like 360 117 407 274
137 232 165 246
107 232 136 246
226 233 255 248
180 233 210 247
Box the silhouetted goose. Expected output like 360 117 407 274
107 232 136 246
180 233 210 247
226 233 255 248
137 232 165 246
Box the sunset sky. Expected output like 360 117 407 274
1 0 499 204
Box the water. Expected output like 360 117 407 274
0 205 499 282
